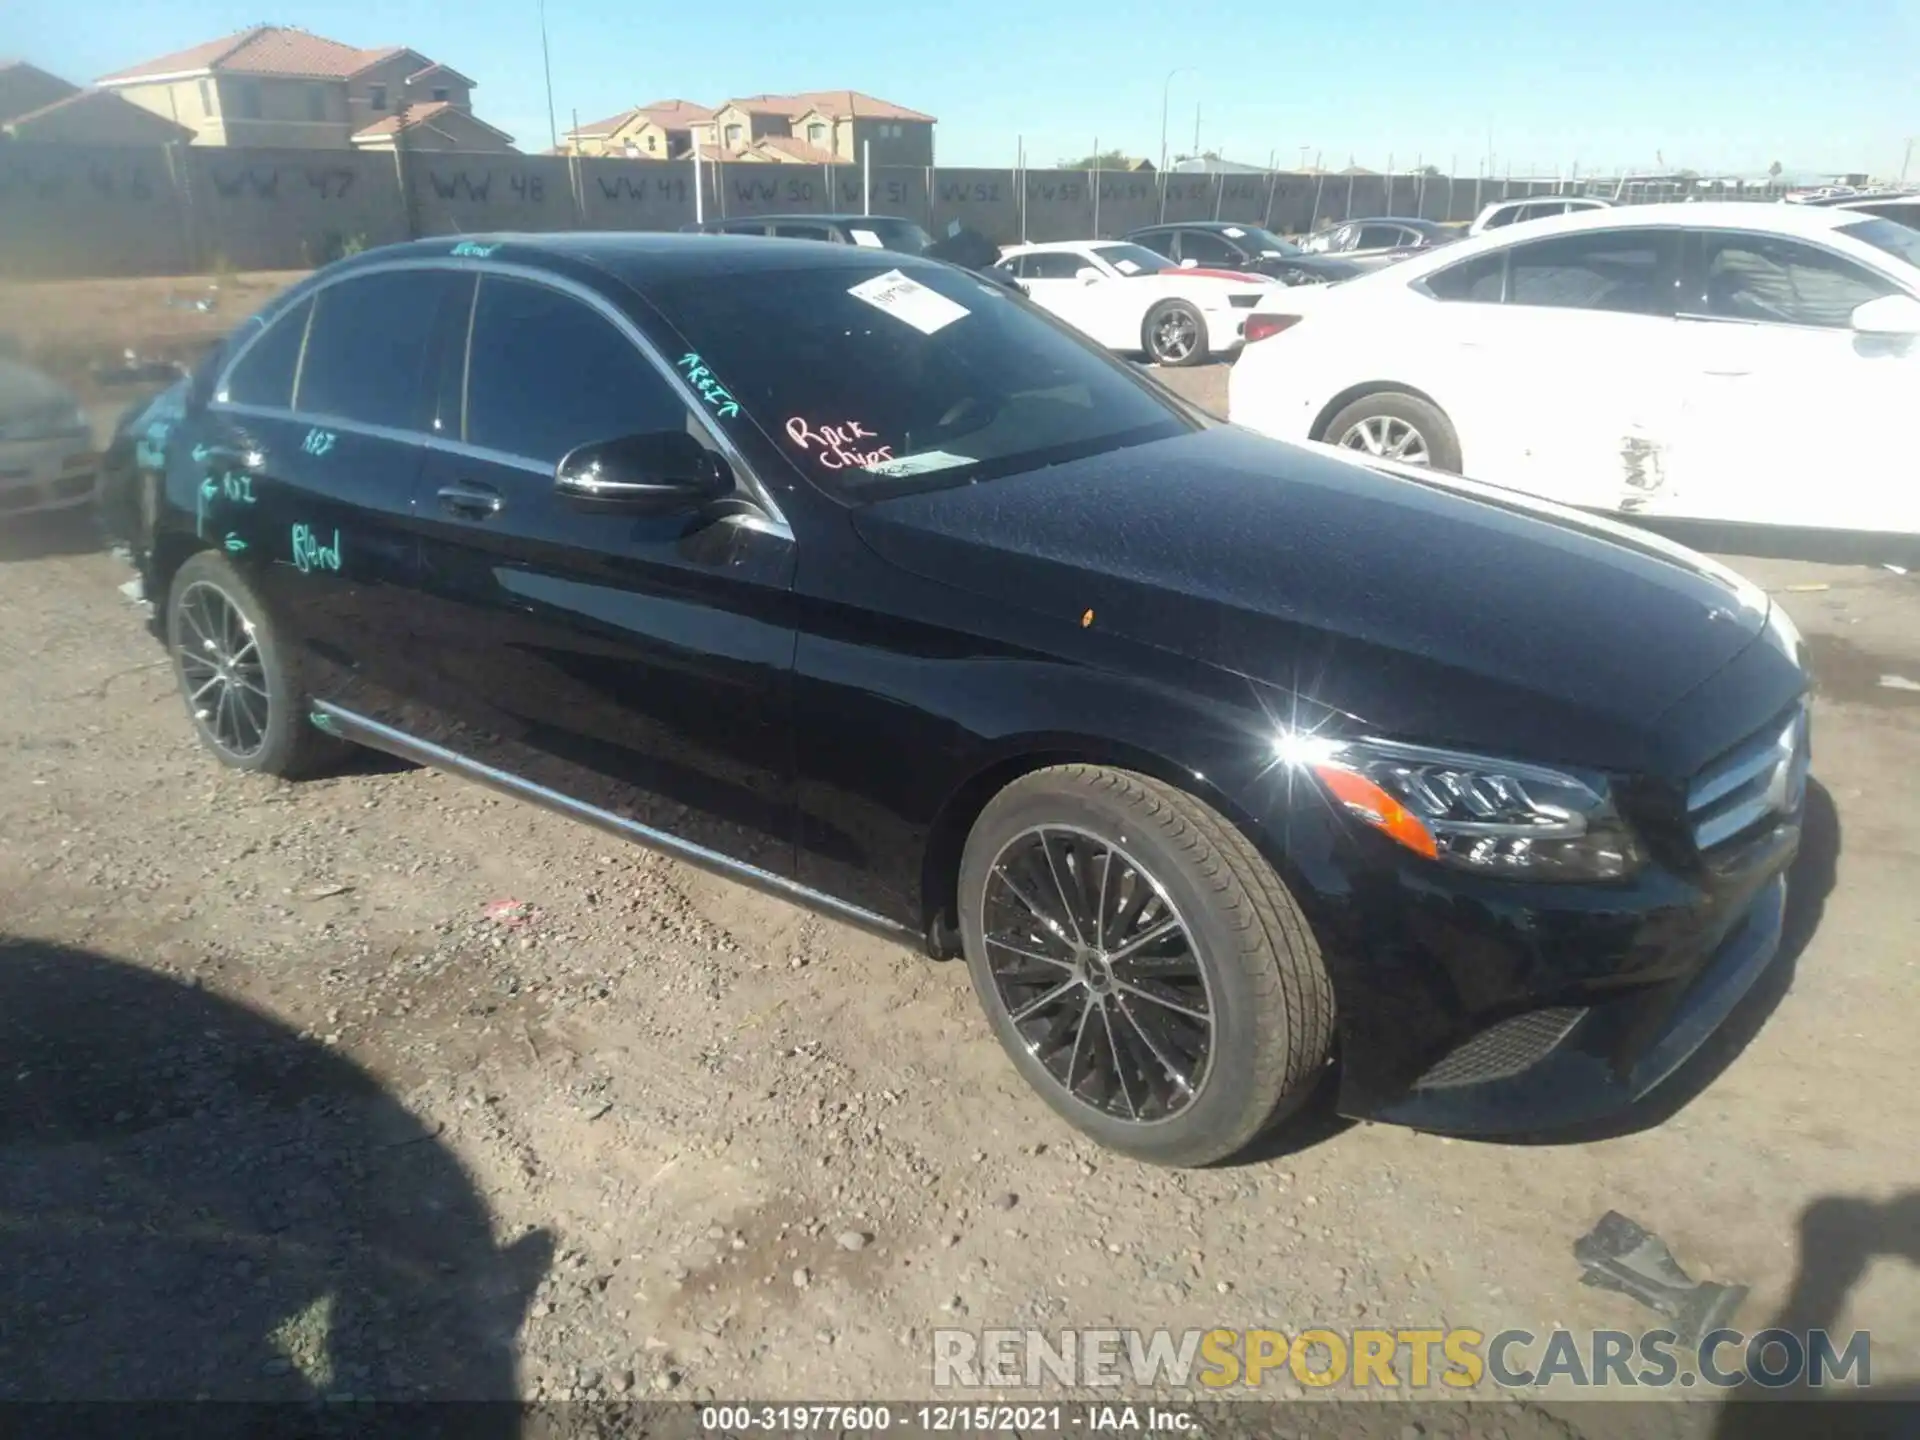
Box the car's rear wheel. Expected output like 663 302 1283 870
1323 391 1462 472
1142 300 1208 368
166 551 345 778
957 764 1335 1167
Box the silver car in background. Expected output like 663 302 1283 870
0 357 95 520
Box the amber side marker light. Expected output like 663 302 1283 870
1312 764 1439 859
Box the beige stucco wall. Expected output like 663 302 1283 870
111 77 223 142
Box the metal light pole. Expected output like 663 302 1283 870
1159 67 1196 172
538 0 558 153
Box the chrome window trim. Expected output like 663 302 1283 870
209 254 792 538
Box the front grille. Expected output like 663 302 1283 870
1687 701 1808 853
1413 1007 1586 1089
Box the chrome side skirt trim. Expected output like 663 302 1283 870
311 701 914 945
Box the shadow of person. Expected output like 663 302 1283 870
0 936 551 1425
1711 1191 1920 1438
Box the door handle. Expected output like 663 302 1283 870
437 481 502 519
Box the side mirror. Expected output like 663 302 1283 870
1074 267 1103 284
555 430 732 513
1850 293 1920 337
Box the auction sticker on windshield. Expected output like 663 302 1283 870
850 228 885 247
861 450 974 478
849 269 970 335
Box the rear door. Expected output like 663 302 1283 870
203 265 468 719
407 269 799 875
1413 225 1686 507
1659 228 1919 534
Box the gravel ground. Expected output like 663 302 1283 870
0 347 1916 1432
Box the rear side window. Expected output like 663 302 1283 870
1424 250 1506 302
1356 224 1404 250
1179 230 1241 264
221 296 311 408
1693 233 1893 328
1507 228 1680 315
464 276 687 463
772 223 837 241
1130 231 1175 259
296 269 466 431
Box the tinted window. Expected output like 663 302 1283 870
465 277 686 463
1179 230 1241 264
222 295 311 408
642 259 1189 501
1854 202 1920 229
1356 224 1404 250
1507 229 1679 315
1129 231 1176 259
1021 252 1087 280
773 223 837 241
1424 251 1506 302
1839 216 1920 270
296 270 464 430
719 221 769 235
1694 233 1894 328
1482 207 1517 229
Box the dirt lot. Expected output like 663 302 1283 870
0 285 1916 1430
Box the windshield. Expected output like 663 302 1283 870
1088 243 1178 275
860 217 936 254
1840 217 1920 270
644 261 1193 500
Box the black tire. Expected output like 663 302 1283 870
1142 299 1209 368
957 764 1335 1167
165 550 347 779
1322 390 1462 472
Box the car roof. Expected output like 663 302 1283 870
714 212 920 225
318 231 944 290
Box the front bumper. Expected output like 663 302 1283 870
0 438 97 518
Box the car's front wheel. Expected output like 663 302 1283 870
958 765 1335 1167
1322 390 1462 472
166 550 346 778
1142 300 1209 368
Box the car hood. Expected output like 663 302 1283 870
850 427 1770 772
0 357 79 428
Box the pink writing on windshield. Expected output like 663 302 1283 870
784 416 894 470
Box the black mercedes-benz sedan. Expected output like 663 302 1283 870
123 233 1811 1167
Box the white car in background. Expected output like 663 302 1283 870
1467 195 1612 235
994 241 1268 367
1228 201 1920 556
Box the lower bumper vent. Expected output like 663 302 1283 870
1413 1007 1587 1090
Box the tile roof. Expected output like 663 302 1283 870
751 134 840 164
790 89 934 122
98 26 452 84
568 98 713 140
3 85 194 139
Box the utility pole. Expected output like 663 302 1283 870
1158 68 1195 173
1903 137 1914 185
538 0 558 153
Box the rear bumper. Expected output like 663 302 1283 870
0 439 97 518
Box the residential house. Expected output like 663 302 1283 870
0 59 193 145
560 98 711 158
695 90 934 167
93 25 513 151
350 101 516 153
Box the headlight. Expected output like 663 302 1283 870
1280 734 1643 881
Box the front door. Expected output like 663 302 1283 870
1660 229 1920 536
405 270 799 876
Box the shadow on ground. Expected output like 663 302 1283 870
0 936 551 1413
0 507 104 563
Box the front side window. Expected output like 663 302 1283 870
1178 231 1240 265
1693 232 1894 328
1506 228 1680 315
465 277 688 464
295 270 466 430
642 258 1193 500
221 295 312 408
1128 231 1175 259
1019 252 1092 280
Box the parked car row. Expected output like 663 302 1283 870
97 225 1815 1169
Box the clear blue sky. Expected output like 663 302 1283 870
6 0 1912 177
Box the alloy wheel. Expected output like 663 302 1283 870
175 580 271 760
1338 414 1430 464
978 825 1215 1124
1151 311 1198 364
